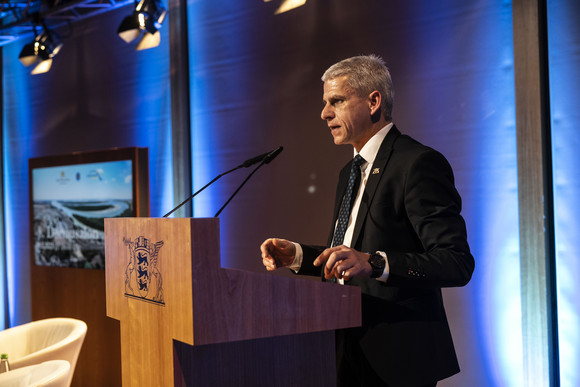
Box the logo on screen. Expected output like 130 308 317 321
123 236 165 305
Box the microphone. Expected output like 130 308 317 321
240 146 282 167
242 150 271 167
163 147 283 218
263 146 283 164
214 146 283 217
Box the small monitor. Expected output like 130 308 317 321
29 147 149 270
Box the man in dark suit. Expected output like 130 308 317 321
260 55 474 387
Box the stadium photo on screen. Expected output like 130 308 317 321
31 160 134 269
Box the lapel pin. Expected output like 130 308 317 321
372 168 380 175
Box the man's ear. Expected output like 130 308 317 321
369 90 381 116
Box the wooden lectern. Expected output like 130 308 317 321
105 218 361 386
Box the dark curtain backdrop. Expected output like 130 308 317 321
3 0 580 385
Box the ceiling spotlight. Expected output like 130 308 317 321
18 24 63 75
118 0 166 51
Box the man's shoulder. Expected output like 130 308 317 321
388 131 452 170
390 131 439 157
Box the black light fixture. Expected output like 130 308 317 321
18 22 63 75
117 0 166 51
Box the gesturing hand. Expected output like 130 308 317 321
260 238 296 271
314 245 372 281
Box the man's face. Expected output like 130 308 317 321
321 76 373 151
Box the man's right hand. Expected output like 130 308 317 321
260 238 296 270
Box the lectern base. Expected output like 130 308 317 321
174 331 336 387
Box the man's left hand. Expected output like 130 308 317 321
314 245 372 281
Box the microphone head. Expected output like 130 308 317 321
242 150 270 168
264 146 283 164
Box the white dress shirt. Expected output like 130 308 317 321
290 123 393 282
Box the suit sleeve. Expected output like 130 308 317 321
385 149 475 288
294 244 325 277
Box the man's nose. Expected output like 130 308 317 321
321 103 333 120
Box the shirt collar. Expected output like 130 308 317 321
354 122 393 167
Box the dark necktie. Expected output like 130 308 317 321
331 154 365 247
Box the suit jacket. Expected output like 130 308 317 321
297 126 475 386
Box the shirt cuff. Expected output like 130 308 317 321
375 251 389 282
289 242 303 272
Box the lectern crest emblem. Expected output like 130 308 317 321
123 236 165 305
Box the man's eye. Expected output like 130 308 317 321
323 98 344 107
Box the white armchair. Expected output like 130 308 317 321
0 318 87 387
0 360 70 387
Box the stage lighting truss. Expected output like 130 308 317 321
117 0 166 51
18 23 63 75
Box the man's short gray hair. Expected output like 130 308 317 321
321 55 394 121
